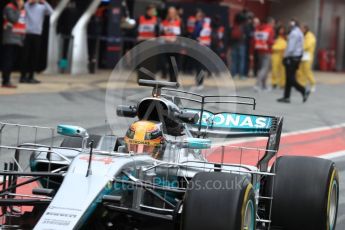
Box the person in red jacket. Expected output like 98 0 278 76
136 5 160 81
160 6 182 82
186 15 196 36
137 5 159 42
160 7 182 42
211 15 226 65
1 0 25 88
254 17 275 91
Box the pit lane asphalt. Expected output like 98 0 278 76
1 82 345 229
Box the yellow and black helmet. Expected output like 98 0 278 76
124 121 164 158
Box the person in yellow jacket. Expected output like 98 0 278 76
271 26 287 88
297 25 316 91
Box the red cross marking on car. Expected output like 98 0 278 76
79 155 114 164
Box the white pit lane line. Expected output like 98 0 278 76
319 150 345 160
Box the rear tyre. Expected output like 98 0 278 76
181 172 256 230
267 156 339 230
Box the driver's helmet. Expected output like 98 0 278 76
124 120 164 158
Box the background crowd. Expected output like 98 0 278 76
1 0 52 88
1 0 317 103
131 4 316 102
133 5 223 89
228 11 316 103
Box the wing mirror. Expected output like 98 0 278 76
116 105 137 118
184 138 211 149
57 125 89 138
57 125 89 149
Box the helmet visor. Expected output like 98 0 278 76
127 143 157 155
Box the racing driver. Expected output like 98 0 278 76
124 120 164 159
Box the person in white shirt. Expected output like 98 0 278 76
277 19 310 103
20 0 53 84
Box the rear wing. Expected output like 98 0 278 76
161 89 283 172
184 109 283 171
185 109 274 137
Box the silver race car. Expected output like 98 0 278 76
0 80 339 230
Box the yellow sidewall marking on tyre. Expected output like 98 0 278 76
241 183 253 230
327 168 337 230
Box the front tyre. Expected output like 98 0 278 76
180 172 256 230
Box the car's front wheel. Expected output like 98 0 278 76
180 172 256 230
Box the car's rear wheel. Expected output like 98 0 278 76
180 172 256 230
267 156 339 230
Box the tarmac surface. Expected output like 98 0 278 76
0 70 345 229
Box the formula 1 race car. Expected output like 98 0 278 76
0 80 339 230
